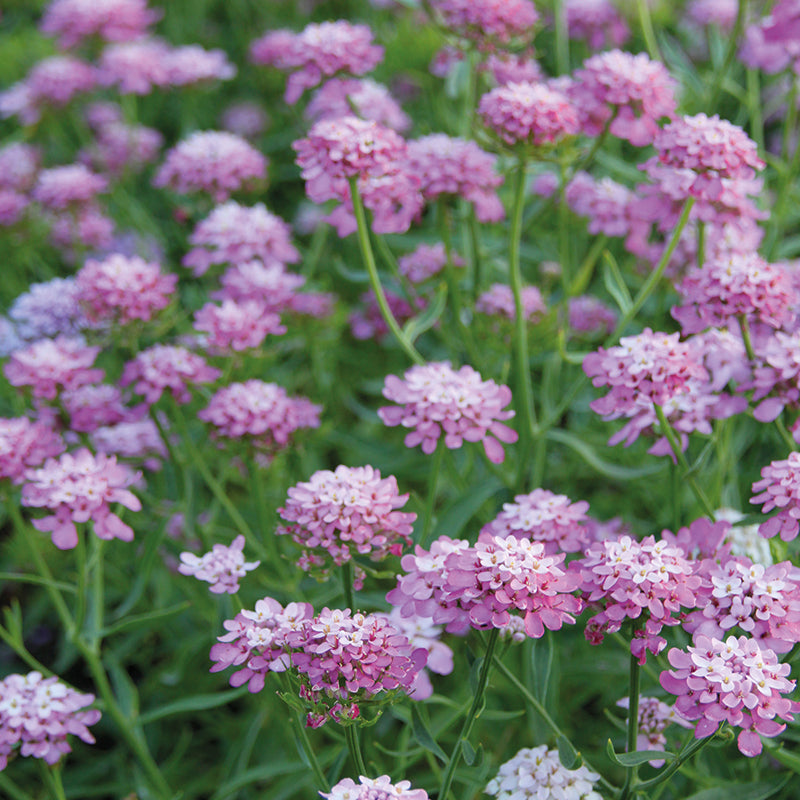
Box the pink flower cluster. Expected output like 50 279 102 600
33 165 107 212
193 299 286 352
387 533 582 637
22 448 142 549
250 22 384 104
183 202 300 276
4 336 103 400
571 50 677 146
277 465 416 575
82 106 163 175
214 261 306 312
0 671 100 769
672 253 796 334
121 345 221 406
91 418 166 468
575 535 701 661
751 453 800 541
479 82 580 147
210 599 426 725
76 254 177 325
40 0 160 49
153 132 267 203
566 0 630 50
350 290 424 342
306 78 411 133
179 535 260 594
475 283 546 322
660 635 797 756
480 488 590 554
199 380 320 453
323 776 428 800
405 135 505 222
378 362 518 463
61 384 128 433
0 417 65 485
617 696 692 765
568 296 617 336
566 172 639 239
741 0 800 75
429 0 539 44
398 243 464 284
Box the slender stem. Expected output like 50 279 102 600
738 314 756 362
508 159 537 492
634 731 719 792
468 208 482 302
707 0 748 107
438 629 499 800
493 656 617 792
296 715 329 790
774 416 797 452
618 643 642 800
635 0 662 62
89 537 104 646
341 561 355 611
42 763 67 800
74 528 88 634
654 405 716 519
349 177 424 365
553 0 570 74
557 156 571 326
0 773 35 800
420 440 445 548
609 198 695 342
345 724 368 776
696 221 705 270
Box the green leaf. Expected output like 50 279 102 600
682 781 786 800
462 740 484 767
557 735 582 770
410 704 448 763
602 251 633 314
403 284 447 344
101 601 191 638
139 687 249 725
432 477 505 541
606 739 675 767
333 258 370 284
468 656 484 695
106 655 139 719
480 708 525 722
545 429 663 481
530 635 553 705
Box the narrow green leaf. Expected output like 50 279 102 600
106 655 139 719
462 740 484 767
432 477 504 542
403 285 447 344
557 735 581 770
531 635 553 705
682 781 786 800
101 601 191 638
139 687 249 725
468 656 484 695
602 251 632 314
333 258 370 284
480 709 525 722
410 704 448 763
606 739 675 767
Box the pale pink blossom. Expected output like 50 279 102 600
179 535 260 594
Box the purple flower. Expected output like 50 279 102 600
179 535 260 594
0 417 65 485
751 453 800 541
323 776 429 800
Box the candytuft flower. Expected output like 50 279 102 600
322 775 429 800
40 0 160 49
0 417 65 485
179 535 260 594
751 453 800 541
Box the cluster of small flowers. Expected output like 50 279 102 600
388 533 582 637
33 165 107 212
213 260 306 312
740 0 800 76
405 135 505 222
485 745 602 800
617 696 692 765
751 452 800 541
179 535 260 594
479 52 542 85
210 599 426 726
475 283 546 322
322 775 428 800
220 101 269 139
306 78 411 132
565 0 629 50
672 252 797 334
570 50 677 146
183 201 300 276
61 383 129 433
565 172 641 239
479 82 580 147
429 0 539 45
97 39 236 95
277 465 416 576
480 488 590 554
120 344 221 406
575 535 701 662
378 362 518 463
4 336 103 400
193 299 286 352
153 132 267 202
350 290 425 342
40 0 161 49
688 0 738 30
199 380 320 453
8 278 88 341
747 329 800 422
76 254 177 325
660 634 798 756
0 671 100 769
91 418 166 469
250 21 384 104
568 296 617 336
0 417 65 485
22 448 142 549
398 243 464 285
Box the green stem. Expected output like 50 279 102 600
558 156 571 325
341 561 355 611
708 0 748 107
74 528 88 634
0 773 35 800
438 629 499 800
635 0 662 62
349 177 424 365
296 715 329 790
468 208 483 302
767 82 800 259
618 642 642 800
774 416 797 452
609 198 695 342
345 724 368 776
493 655 617 793
738 314 756 362
508 159 537 492
696 221 705 270
553 0 570 74
634 730 720 792
40 763 67 800
654 405 716 519
89 537 104 646
420 440 445 548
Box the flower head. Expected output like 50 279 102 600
0 417 65 485
475 283 546 322
193 299 286 352
617 696 692 765
566 0 630 50
9 278 89 341
179 535 260 594
33 165 107 211
306 78 410 132
398 243 464 284
751 453 800 541
378 362 518 463
430 0 539 45
40 0 160 48
323 775 429 800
